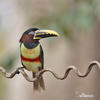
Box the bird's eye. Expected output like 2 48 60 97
28 31 34 35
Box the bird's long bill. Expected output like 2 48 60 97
34 30 59 39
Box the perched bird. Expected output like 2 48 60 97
19 28 59 91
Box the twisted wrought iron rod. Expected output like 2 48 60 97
0 61 100 82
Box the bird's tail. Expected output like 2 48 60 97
32 72 45 91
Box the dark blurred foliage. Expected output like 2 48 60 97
0 54 17 71
16 0 100 40
31 0 98 40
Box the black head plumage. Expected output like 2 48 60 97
24 28 39 34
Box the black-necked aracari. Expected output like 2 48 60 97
19 28 59 91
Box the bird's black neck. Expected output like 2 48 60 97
23 41 40 49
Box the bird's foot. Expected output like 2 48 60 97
16 67 24 74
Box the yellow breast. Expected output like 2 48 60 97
22 61 41 72
20 43 40 59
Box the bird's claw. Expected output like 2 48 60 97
16 67 24 74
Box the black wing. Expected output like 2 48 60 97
39 45 44 71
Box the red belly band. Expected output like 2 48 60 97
21 55 40 62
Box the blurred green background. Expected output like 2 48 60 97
0 0 100 100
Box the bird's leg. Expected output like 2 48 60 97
18 69 37 82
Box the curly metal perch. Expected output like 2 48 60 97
38 61 100 80
0 61 100 82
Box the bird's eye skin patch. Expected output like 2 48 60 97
28 31 34 35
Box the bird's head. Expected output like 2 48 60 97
19 28 59 43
